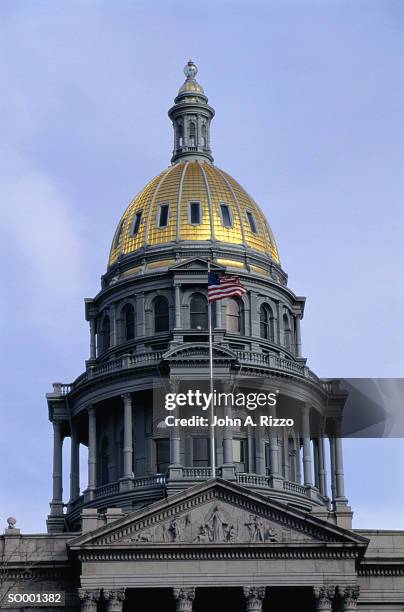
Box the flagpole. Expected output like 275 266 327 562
207 259 216 478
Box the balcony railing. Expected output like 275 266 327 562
95 482 120 498
282 480 307 495
133 474 166 488
66 471 321 517
93 475 166 499
237 473 271 488
182 467 212 479
236 351 320 383
51 349 322 398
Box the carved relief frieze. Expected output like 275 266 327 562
115 499 315 545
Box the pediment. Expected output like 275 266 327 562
69 479 368 550
163 344 238 363
169 258 224 272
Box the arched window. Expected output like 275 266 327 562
154 296 169 333
260 304 274 340
178 122 183 146
100 436 109 485
123 304 135 341
189 121 196 146
201 124 207 146
101 315 110 352
226 298 243 333
190 294 208 330
283 313 292 350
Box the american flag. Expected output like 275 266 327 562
208 271 247 302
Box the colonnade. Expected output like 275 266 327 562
50 395 346 516
78 584 360 612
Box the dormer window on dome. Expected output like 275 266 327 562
220 203 233 228
157 203 169 228
131 210 143 236
189 201 202 225
246 209 258 234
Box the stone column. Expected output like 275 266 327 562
173 587 195 612
215 299 222 328
296 442 302 484
104 589 126 612
249 291 259 337
334 419 347 502
121 393 134 490
70 424 80 501
338 586 360 611
267 404 283 489
222 404 234 465
221 384 236 480
276 302 283 345
295 314 302 357
168 381 182 480
87 406 97 498
302 404 312 486
329 437 337 502
254 425 265 475
243 586 266 612
89 318 96 360
51 421 63 515
136 291 145 337
110 303 117 347
170 418 181 467
313 438 319 488
78 588 100 612
174 283 181 329
313 586 336 612
318 433 327 497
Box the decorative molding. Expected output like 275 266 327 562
78 548 359 563
358 564 404 576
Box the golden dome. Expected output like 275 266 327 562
109 160 280 267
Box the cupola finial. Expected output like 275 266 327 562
184 59 198 80
168 62 215 164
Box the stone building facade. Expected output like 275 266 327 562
1 61 403 612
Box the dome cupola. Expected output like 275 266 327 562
168 60 215 164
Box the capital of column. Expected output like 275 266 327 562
337 585 360 611
173 587 195 612
313 585 336 611
243 586 266 612
78 588 100 612
169 378 181 394
104 589 126 612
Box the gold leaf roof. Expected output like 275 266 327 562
108 160 280 267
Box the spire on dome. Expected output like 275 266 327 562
168 61 215 164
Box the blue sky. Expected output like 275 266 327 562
0 0 403 532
